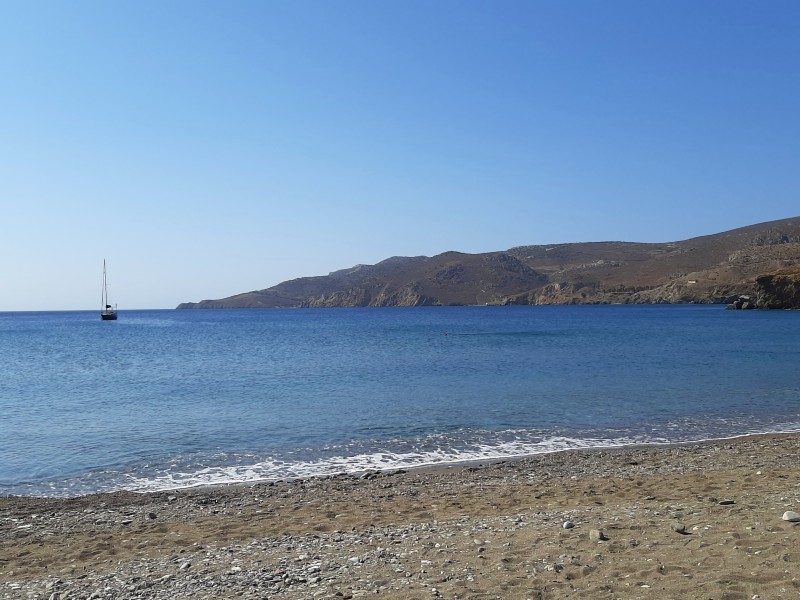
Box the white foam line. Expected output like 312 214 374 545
11 425 800 497
124 425 800 494
119 434 672 493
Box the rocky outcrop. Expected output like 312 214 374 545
754 268 800 309
503 282 597 305
301 284 440 307
628 280 748 306
301 288 373 308
726 295 756 310
370 284 440 307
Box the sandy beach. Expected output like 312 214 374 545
3 433 800 599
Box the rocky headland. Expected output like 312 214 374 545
178 217 800 309
754 268 800 309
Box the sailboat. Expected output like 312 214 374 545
101 260 118 320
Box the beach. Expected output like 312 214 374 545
3 433 800 599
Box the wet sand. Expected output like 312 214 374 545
3 433 800 599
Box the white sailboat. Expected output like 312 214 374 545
101 260 118 320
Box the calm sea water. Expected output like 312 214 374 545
1 305 798 497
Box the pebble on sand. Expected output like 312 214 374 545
589 529 607 541
671 522 687 534
781 511 800 522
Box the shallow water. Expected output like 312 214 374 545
1 305 798 496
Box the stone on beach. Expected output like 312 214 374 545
671 521 687 534
588 529 607 541
781 510 800 522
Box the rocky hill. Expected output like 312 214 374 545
754 267 800 309
177 217 800 309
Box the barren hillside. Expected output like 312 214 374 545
178 217 800 308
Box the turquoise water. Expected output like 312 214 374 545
1 305 798 497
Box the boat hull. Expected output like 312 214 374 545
101 312 118 321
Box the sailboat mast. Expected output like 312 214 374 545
100 259 118 320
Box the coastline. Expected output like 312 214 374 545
3 432 800 599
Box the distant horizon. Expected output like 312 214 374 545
2 214 795 312
3 2 798 311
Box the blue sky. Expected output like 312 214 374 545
1 1 798 310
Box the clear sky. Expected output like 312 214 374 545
1 1 798 311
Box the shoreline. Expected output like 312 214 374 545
4 431 800 599
9 428 800 500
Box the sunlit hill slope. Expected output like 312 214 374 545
178 217 800 309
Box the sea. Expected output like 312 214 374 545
1 305 798 498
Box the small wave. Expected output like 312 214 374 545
112 419 800 494
7 421 800 497
119 433 669 493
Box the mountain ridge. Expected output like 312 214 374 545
177 217 800 309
